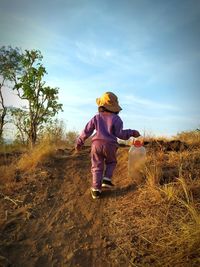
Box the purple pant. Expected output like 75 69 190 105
91 142 117 190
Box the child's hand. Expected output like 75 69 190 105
132 130 140 138
75 144 82 152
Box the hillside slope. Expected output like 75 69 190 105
0 144 200 267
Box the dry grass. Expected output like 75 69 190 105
0 165 16 186
176 130 200 146
0 143 28 154
0 131 199 266
0 137 57 191
17 140 56 172
0 149 21 187
106 134 200 266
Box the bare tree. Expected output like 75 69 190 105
10 107 29 144
0 78 7 141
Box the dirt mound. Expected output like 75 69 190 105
144 140 188 152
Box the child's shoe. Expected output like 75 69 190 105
102 177 114 188
90 188 101 199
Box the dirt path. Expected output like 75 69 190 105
0 147 135 267
1 141 199 267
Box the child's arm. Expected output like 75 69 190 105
76 117 95 149
113 116 140 140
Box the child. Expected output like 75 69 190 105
75 92 140 199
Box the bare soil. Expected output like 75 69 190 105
0 142 199 267
0 147 137 267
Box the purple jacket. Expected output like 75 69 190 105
76 112 136 146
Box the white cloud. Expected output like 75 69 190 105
2 85 28 108
75 41 114 66
121 94 178 110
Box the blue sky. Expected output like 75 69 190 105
1 0 200 137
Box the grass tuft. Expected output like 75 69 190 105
17 140 56 172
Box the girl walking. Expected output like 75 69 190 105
75 92 140 199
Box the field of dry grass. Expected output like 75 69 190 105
109 135 200 266
0 131 199 266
